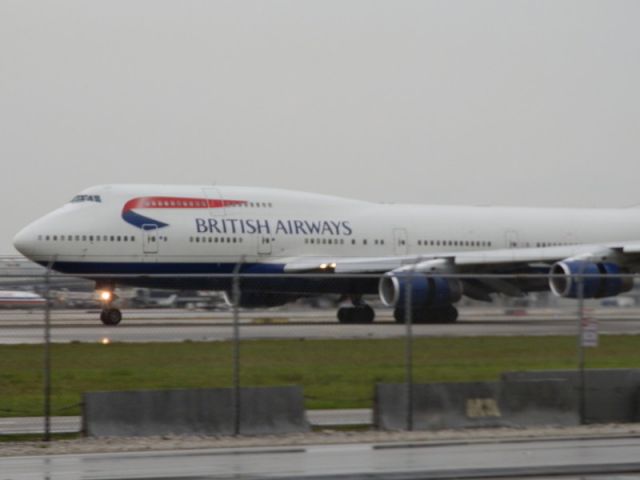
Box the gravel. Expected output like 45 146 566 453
3 423 640 457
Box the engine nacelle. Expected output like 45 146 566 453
379 274 462 308
549 261 632 298
223 291 298 308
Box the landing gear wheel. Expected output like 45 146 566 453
337 305 375 324
100 308 122 326
337 307 352 324
354 304 374 324
441 305 458 324
393 308 423 324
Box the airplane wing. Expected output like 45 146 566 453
284 243 640 273
283 242 640 301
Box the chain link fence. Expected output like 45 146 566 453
0 255 638 438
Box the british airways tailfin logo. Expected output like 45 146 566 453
121 197 247 229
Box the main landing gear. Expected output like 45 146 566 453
393 305 458 324
96 285 122 326
337 298 375 324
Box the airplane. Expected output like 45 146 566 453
12 184 640 326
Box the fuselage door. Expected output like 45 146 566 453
203 187 226 217
257 236 272 256
393 228 409 256
142 224 159 254
505 230 519 249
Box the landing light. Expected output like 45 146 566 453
319 263 336 271
101 337 110 345
99 290 112 302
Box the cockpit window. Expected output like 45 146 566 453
71 195 102 203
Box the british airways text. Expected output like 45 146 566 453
195 218 353 236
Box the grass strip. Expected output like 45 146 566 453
1 335 639 417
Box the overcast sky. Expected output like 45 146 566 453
2 1 640 254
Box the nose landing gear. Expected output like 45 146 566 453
100 307 122 326
97 287 122 326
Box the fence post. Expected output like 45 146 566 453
231 259 243 436
43 258 54 441
577 268 586 425
404 268 414 431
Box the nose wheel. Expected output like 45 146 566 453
96 284 122 326
100 308 122 326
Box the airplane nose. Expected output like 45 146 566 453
13 225 35 257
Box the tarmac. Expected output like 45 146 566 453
2 306 640 344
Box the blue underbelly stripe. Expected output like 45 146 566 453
37 261 286 276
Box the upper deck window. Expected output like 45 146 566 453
71 194 102 203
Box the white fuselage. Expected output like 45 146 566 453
13 185 640 271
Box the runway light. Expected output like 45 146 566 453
101 337 110 345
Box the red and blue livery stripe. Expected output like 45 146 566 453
121 197 247 229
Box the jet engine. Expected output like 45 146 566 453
549 261 633 298
379 274 462 308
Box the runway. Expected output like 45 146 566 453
3 436 640 479
1 307 639 344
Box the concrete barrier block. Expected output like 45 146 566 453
374 379 577 431
503 369 640 423
376 382 502 430
239 386 309 435
83 386 309 437
500 379 579 427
